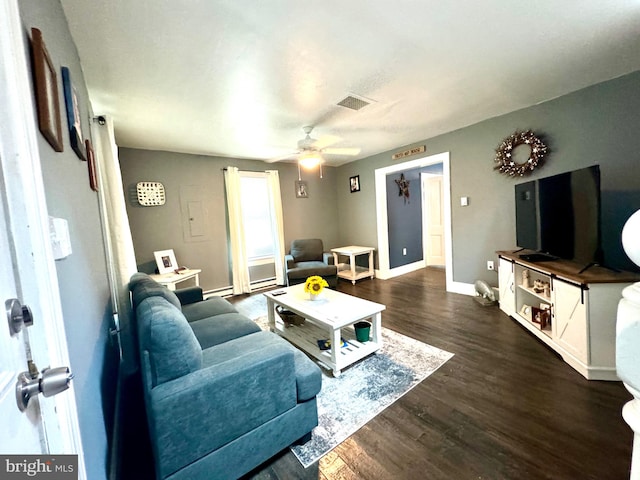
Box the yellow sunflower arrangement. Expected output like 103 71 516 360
304 275 328 296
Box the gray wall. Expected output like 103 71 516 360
118 148 339 291
19 2 115 479
337 70 640 284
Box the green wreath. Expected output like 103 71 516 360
494 130 548 177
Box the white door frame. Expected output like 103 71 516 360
375 151 461 293
0 0 85 476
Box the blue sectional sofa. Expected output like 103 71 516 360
129 273 322 480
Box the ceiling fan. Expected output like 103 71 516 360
267 126 361 178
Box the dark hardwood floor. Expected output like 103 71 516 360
233 267 634 480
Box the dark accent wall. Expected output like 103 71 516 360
337 70 640 284
19 1 116 479
386 164 444 268
118 148 340 291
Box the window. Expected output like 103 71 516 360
239 172 276 262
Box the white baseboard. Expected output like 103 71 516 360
447 281 476 296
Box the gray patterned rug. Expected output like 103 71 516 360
253 317 454 467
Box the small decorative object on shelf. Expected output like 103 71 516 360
304 275 328 300
522 269 530 288
532 279 550 295
494 130 548 177
275 305 305 327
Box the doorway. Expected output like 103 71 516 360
374 151 453 291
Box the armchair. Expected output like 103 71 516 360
285 238 338 288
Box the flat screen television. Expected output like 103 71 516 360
515 165 602 265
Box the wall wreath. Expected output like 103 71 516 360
494 130 548 177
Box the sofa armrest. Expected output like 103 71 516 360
285 254 296 269
148 343 298 477
174 286 203 305
323 252 335 265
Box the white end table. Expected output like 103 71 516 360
150 268 201 290
331 246 375 285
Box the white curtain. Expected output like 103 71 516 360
91 116 138 373
224 166 251 294
266 170 286 285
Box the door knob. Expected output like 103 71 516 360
15 365 73 412
5 298 34 335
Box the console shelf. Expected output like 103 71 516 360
498 250 640 381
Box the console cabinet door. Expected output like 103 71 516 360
498 257 515 316
553 280 588 363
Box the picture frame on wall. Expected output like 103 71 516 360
85 139 98 191
295 181 308 198
349 175 360 193
61 66 86 160
31 28 63 152
154 249 178 275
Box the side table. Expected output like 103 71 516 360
331 246 375 285
150 268 201 291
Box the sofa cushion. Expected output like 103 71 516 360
202 331 322 402
290 239 324 262
181 296 239 322
286 261 337 280
137 296 202 387
130 273 182 310
189 313 261 349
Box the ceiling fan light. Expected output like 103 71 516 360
299 152 322 169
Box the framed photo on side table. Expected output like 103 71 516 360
61 66 85 160
154 249 178 274
31 28 63 152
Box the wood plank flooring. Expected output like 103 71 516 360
234 267 634 480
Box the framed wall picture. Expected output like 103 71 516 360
349 175 360 193
61 66 85 160
31 28 63 152
85 139 98 191
295 180 308 198
154 249 178 274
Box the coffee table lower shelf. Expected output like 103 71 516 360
272 317 380 376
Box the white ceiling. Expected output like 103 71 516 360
60 0 640 167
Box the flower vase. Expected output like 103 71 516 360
309 292 322 301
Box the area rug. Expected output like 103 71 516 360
253 317 454 467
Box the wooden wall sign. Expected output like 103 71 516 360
392 145 425 160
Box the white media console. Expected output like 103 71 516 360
497 250 640 381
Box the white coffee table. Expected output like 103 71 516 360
264 284 385 376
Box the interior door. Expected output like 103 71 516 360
0 179 49 453
422 174 445 266
0 0 81 465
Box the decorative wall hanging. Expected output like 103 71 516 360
395 173 410 204
31 28 63 152
85 139 98 192
494 130 548 177
136 182 166 206
295 180 308 198
349 175 360 193
61 66 85 160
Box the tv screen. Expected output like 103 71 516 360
515 165 602 265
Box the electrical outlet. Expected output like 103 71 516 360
402 248 407 256
487 260 495 271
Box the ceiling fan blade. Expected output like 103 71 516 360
265 151 298 163
321 147 361 156
312 134 342 150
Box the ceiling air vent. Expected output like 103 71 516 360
337 95 371 111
